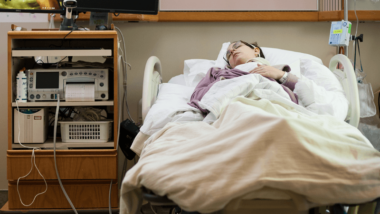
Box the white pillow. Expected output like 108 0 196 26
262 47 323 66
168 74 186 86
214 42 231 69
214 42 323 69
183 59 215 87
140 83 201 136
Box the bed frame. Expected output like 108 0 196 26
142 54 360 127
139 54 369 214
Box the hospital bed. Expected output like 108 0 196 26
126 50 377 214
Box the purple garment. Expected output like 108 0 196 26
188 66 299 116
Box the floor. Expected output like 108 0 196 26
0 191 7 210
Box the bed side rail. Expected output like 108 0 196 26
142 56 162 122
329 54 360 128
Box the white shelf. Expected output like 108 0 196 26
12 140 114 149
12 101 114 107
12 49 112 57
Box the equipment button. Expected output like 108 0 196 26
29 84 33 88
30 94 35 99
75 72 78 75
89 72 92 75
51 94 54 99
36 94 41 99
42 94 46 99
70 73 73 76
84 72 88 75
79 72 83 75
30 77 33 81
100 82 104 87
100 75 104 78
101 93 106 98
93 73 97 76
62 71 67 76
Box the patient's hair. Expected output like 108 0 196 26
224 40 266 68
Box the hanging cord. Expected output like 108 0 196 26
49 29 74 48
354 37 364 73
108 180 113 214
352 0 359 57
53 95 78 214
15 101 48 207
354 38 365 84
114 26 135 124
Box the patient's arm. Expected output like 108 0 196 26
282 73 298 91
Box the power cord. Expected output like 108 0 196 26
49 29 74 48
15 101 48 207
115 26 135 124
53 95 78 214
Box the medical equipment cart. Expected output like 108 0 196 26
4 31 119 210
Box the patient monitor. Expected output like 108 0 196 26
27 69 109 101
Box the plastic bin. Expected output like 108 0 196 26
59 121 113 143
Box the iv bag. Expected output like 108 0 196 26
358 82 377 118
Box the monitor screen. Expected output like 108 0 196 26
0 0 62 13
36 72 60 89
75 0 158 15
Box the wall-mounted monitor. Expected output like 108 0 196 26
0 0 62 13
75 0 158 15
0 0 159 15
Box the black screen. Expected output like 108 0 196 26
75 0 158 14
36 72 59 89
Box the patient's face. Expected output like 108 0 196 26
227 42 260 68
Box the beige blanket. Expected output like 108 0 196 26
121 97 380 214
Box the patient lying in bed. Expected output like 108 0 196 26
189 40 299 116
121 41 380 214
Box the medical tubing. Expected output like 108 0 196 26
352 0 359 57
16 101 48 207
53 95 78 214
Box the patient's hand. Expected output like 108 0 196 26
250 64 285 80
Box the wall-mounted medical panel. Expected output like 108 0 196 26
160 0 319 11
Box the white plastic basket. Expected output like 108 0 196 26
59 121 113 143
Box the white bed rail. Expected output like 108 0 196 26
329 54 360 128
142 56 162 122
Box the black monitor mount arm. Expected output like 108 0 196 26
60 0 79 31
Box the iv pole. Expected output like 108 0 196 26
344 0 348 56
